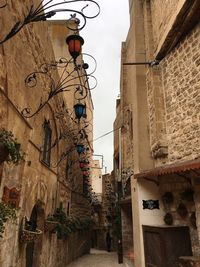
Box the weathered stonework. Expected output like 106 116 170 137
0 1 93 267
161 22 200 163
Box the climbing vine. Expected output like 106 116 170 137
0 202 18 237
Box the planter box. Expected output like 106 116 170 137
20 228 42 243
19 217 42 243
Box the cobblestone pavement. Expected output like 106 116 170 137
67 249 134 267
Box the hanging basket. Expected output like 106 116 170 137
0 143 9 163
19 217 42 243
44 220 58 233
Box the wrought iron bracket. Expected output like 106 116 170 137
21 54 97 118
123 60 160 67
0 0 100 44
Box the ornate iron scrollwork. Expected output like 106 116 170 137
21 53 97 118
0 0 100 44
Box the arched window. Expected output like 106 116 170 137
42 119 52 166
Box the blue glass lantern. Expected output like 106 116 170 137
74 103 86 120
76 144 85 154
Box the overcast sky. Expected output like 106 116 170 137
81 0 130 173
51 0 130 173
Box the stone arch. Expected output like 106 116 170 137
25 200 45 267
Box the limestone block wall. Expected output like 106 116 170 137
150 0 179 52
161 22 200 163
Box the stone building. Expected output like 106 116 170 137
0 1 94 267
117 0 200 267
113 96 133 260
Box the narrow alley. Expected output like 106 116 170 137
67 249 134 267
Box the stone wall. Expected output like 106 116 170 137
145 6 200 165
0 1 92 266
161 22 200 163
150 0 179 52
121 204 133 258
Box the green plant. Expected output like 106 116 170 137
0 128 25 164
52 203 92 239
0 201 18 237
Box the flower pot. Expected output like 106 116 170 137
20 228 42 243
19 216 42 243
44 220 58 233
0 143 9 163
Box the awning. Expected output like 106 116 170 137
134 158 200 179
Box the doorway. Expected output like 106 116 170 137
25 201 45 267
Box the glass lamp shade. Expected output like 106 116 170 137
80 162 85 168
74 103 86 120
66 35 84 60
82 170 89 176
76 144 85 154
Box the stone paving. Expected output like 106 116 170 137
67 249 134 267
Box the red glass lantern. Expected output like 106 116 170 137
66 35 84 60
80 162 85 168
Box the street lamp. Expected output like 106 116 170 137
66 35 85 61
76 144 85 154
74 102 86 120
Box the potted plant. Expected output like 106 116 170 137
19 217 42 243
0 128 24 164
45 215 58 233
0 201 18 238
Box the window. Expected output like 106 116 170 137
42 119 52 166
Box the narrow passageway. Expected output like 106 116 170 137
67 249 134 267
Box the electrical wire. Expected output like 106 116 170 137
93 127 121 142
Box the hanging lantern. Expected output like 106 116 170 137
66 34 84 60
80 162 85 168
82 170 89 176
76 144 85 154
74 103 86 120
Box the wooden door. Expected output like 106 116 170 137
143 226 192 267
